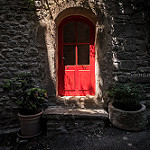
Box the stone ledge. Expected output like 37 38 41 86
56 96 104 109
43 107 108 120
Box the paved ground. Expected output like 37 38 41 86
1 107 150 150
1 124 149 150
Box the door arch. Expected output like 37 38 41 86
58 16 95 96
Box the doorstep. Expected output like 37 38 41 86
43 106 108 119
43 107 109 136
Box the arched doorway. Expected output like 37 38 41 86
58 16 95 96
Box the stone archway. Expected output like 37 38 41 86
38 1 113 106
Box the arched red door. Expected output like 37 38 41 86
58 16 95 96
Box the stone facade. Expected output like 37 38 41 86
0 0 150 128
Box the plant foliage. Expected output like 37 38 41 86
1 73 48 115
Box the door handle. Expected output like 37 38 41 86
67 67 69 69
85 67 86 69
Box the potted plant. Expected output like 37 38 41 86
107 83 147 131
1 73 48 138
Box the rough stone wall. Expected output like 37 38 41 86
0 0 56 129
105 0 150 102
0 0 150 129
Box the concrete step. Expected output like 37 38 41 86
43 107 109 137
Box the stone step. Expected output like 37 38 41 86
56 96 104 109
43 107 109 136
44 107 108 119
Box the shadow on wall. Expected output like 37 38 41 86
93 0 150 106
0 0 56 128
93 2 113 106
31 0 57 105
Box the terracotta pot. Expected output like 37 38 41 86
108 102 148 131
18 110 43 136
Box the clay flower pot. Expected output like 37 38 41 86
108 102 148 131
18 110 43 138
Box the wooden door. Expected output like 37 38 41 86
58 16 95 96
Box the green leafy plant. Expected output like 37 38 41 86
107 83 144 111
1 73 48 115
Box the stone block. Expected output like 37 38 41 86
130 76 150 83
65 121 81 130
0 42 6 48
26 48 39 56
5 29 16 35
20 19 28 25
113 24 135 38
124 39 146 52
1 35 10 42
138 67 150 73
5 14 13 21
47 120 66 132
120 60 137 71
113 24 145 39
2 49 13 52
0 54 6 63
117 52 137 60
0 72 12 78
114 15 130 23
49 0 55 5
8 67 17 71
0 0 6 5
15 15 23 21
20 40 29 48
10 22 19 27
0 67 7 72
13 48 25 52
117 75 129 83
136 61 149 67
8 41 17 48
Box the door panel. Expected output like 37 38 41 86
65 70 75 91
79 70 91 91
58 16 95 96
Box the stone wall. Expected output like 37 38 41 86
0 0 56 129
0 0 150 129
106 0 150 102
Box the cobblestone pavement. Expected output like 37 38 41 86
1 125 150 150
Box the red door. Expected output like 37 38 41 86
58 16 95 96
